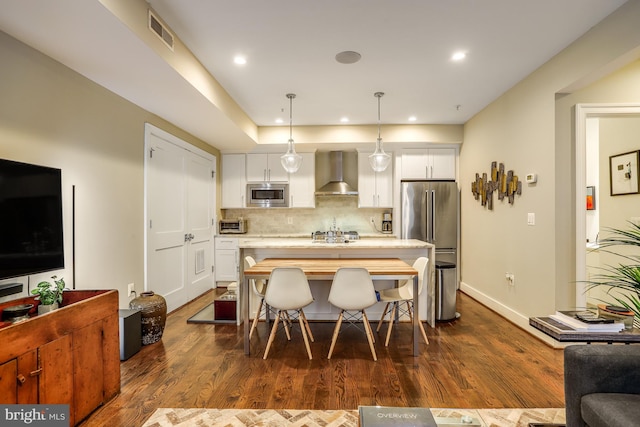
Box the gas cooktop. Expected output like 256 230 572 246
311 230 359 243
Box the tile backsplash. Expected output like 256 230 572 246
224 196 391 235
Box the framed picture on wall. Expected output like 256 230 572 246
609 150 640 196
586 186 596 210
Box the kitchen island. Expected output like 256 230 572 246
238 237 435 325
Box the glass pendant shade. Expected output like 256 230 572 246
370 91 390 172
369 138 391 172
281 138 303 173
281 93 303 173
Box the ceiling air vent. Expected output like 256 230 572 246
148 10 174 51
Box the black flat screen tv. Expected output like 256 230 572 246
0 158 64 280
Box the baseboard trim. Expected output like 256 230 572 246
459 281 567 349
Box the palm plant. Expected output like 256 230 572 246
586 222 640 322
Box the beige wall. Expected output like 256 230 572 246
0 31 218 308
599 116 640 231
460 1 640 332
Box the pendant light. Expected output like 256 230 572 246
369 91 391 172
280 93 303 173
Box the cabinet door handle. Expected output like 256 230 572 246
17 374 26 384
29 368 42 377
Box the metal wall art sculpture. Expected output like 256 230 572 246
471 161 522 210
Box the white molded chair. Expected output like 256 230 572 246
376 256 430 347
244 255 268 339
327 268 378 361
263 267 315 359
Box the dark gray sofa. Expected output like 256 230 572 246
564 344 640 427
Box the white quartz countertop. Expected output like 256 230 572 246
238 237 433 249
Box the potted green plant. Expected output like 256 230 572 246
32 275 65 314
586 222 640 325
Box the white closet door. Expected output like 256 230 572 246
185 152 214 300
145 124 215 312
147 135 188 310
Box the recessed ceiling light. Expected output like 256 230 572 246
275 118 284 124
335 51 362 64
451 51 466 61
340 117 349 123
408 116 417 122
233 55 247 65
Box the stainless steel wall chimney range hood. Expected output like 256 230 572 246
315 151 358 196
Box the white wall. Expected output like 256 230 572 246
585 118 600 244
0 30 217 308
599 117 640 231
460 1 640 336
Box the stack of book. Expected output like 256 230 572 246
550 310 625 332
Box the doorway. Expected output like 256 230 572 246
574 104 640 309
144 124 216 312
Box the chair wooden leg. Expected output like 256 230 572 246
385 302 397 347
328 311 344 359
249 298 263 340
407 301 429 345
282 311 291 340
406 301 413 322
263 312 281 359
298 315 313 360
361 310 377 361
376 302 391 332
300 310 314 342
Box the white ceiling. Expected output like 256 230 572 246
0 0 628 150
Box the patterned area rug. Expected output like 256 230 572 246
143 407 565 427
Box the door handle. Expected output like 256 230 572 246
430 190 436 242
184 233 194 242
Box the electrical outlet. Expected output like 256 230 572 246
287 217 293 225
128 283 135 296
505 273 515 286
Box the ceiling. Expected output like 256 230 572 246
0 0 628 151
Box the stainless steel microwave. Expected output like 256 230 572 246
247 183 289 208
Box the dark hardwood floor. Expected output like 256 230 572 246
80 290 565 426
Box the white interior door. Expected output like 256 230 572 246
186 153 214 300
145 124 215 312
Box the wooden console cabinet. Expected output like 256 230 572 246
0 290 120 425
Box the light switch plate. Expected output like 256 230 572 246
527 213 535 225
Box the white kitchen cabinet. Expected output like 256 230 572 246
357 151 393 208
221 154 247 208
246 153 288 182
401 148 456 179
214 236 239 283
288 152 315 208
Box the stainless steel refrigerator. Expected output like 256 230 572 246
400 180 459 265
401 180 460 320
